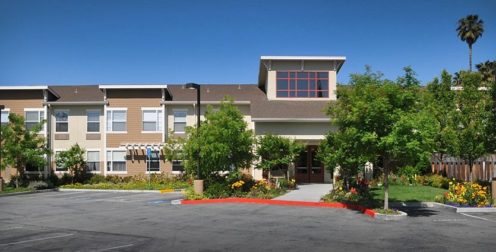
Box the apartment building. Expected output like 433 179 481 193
0 56 345 183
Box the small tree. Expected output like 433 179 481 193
318 127 370 190
425 71 458 163
56 144 86 184
452 71 491 181
183 97 254 180
256 134 303 180
162 130 186 173
1 113 49 188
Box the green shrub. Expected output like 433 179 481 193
426 174 449 189
27 181 49 190
105 175 123 184
88 174 106 184
204 181 232 198
278 178 297 190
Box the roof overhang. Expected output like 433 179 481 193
260 56 346 61
258 55 346 89
251 118 330 122
99 84 167 89
162 101 251 105
0 85 48 90
44 101 107 106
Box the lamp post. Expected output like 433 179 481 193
0 104 5 192
185 83 203 194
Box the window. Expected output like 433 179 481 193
25 110 45 131
142 109 163 132
26 162 43 172
87 111 100 133
107 150 126 172
276 71 329 98
107 110 127 132
55 151 68 171
1 109 9 126
172 160 184 172
55 110 69 132
148 150 160 172
173 110 187 133
87 151 100 171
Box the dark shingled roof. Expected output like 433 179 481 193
48 85 104 102
166 84 266 102
251 100 330 119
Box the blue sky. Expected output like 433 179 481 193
0 0 495 85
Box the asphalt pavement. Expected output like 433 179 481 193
0 191 495 251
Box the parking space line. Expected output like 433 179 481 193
0 233 74 246
460 213 496 223
97 243 134 251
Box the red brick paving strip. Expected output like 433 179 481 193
181 198 376 218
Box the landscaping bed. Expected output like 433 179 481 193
60 174 190 191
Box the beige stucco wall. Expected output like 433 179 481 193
166 104 253 136
254 122 335 140
51 105 105 175
265 60 337 101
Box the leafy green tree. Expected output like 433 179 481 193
162 130 186 163
452 71 491 181
323 66 432 209
476 60 496 84
183 97 254 179
477 61 496 152
0 113 49 188
56 144 86 184
318 127 369 190
457 15 484 71
256 134 303 180
425 71 458 162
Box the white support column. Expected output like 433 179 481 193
103 89 107 176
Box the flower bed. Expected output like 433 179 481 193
440 179 492 207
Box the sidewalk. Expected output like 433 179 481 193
274 183 333 202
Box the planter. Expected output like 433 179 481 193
374 210 408 220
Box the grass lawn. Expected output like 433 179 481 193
0 186 31 194
371 184 447 202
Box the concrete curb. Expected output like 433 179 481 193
0 188 58 197
58 188 185 194
181 198 376 218
375 210 408 221
390 201 496 213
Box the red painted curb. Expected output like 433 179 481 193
181 198 376 218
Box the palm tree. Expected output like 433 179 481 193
457 15 484 72
476 60 496 83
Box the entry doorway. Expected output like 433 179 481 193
295 145 324 183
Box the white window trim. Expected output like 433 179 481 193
171 160 184 175
24 108 46 134
173 109 188 134
1 108 10 124
106 148 128 174
145 150 161 173
86 148 101 173
54 109 70 133
86 109 101 134
106 108 128 134
141 107 163 133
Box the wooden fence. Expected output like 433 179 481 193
431 158 496 182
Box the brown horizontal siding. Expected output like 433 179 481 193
0 90 44 115
106 90 163 148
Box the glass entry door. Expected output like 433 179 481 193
295 145 324 183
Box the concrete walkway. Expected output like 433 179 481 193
274 183 333 202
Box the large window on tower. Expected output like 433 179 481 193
276 71 329 98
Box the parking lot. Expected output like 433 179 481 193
0 191 495 251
